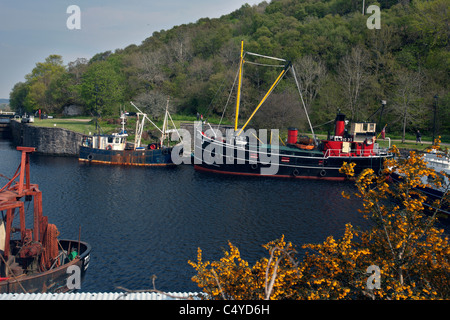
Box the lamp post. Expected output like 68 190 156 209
379 100 386 129
432 94 438 144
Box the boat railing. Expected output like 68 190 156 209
323 146 390 158
424 154 450 171
323 148 354 158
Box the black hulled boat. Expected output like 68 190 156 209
193 42 393 180
79 100 180 166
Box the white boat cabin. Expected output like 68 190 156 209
350 122 377 143
81 132 128 151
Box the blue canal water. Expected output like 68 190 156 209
0 140 381 293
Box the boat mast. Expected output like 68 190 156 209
134 112 145 149
130 101 163 135
161 98 169 147
237 61 291 136
120 109 126 134
231 41 291 137
234 40 244 132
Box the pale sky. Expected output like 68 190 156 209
0 0 263 98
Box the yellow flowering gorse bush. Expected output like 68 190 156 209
189 139 449 299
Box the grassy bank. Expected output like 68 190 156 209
30 117 447 152
30 118 97 135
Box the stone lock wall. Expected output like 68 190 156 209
10 120 83 157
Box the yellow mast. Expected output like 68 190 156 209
237 64 290 136
234 40 244 132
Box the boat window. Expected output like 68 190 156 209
363 123 368 131
82 137 92 147
108 137 113 143
115 137 120 143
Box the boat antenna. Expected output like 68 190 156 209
120 108 127 135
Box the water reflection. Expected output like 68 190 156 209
0 141 373 292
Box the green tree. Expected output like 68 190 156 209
23 54 66 113
5 0 449 136
337 46 371 121
9 82 29 113
390 68 425 142
47 71 82 110
80 61 126 117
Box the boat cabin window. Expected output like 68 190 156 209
82 136 92 147
106 136 125 144
361 123 375 132
350 122 376 135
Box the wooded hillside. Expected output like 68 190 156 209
9 0 449 139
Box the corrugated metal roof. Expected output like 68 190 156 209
0 291 202 300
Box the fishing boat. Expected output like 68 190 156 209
193 42 393 180
79 100 182 166
0 147 91 293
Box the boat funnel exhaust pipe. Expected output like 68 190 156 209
334 113 346 137
287 127 298 144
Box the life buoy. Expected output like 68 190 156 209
300 144 315 150
106 145 112 150
292 169 300 177
87 154 93 161
320 169 326 177
149 143 157 150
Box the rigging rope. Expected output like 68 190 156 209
291 65 316 139
209 49 315 137
312 119 335 128
244 61 285 68
211 50 285 127
205 61 238 121
245 51 287 62
218 64 241 128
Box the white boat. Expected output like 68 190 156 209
391 148 449 215
421 149 450 214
